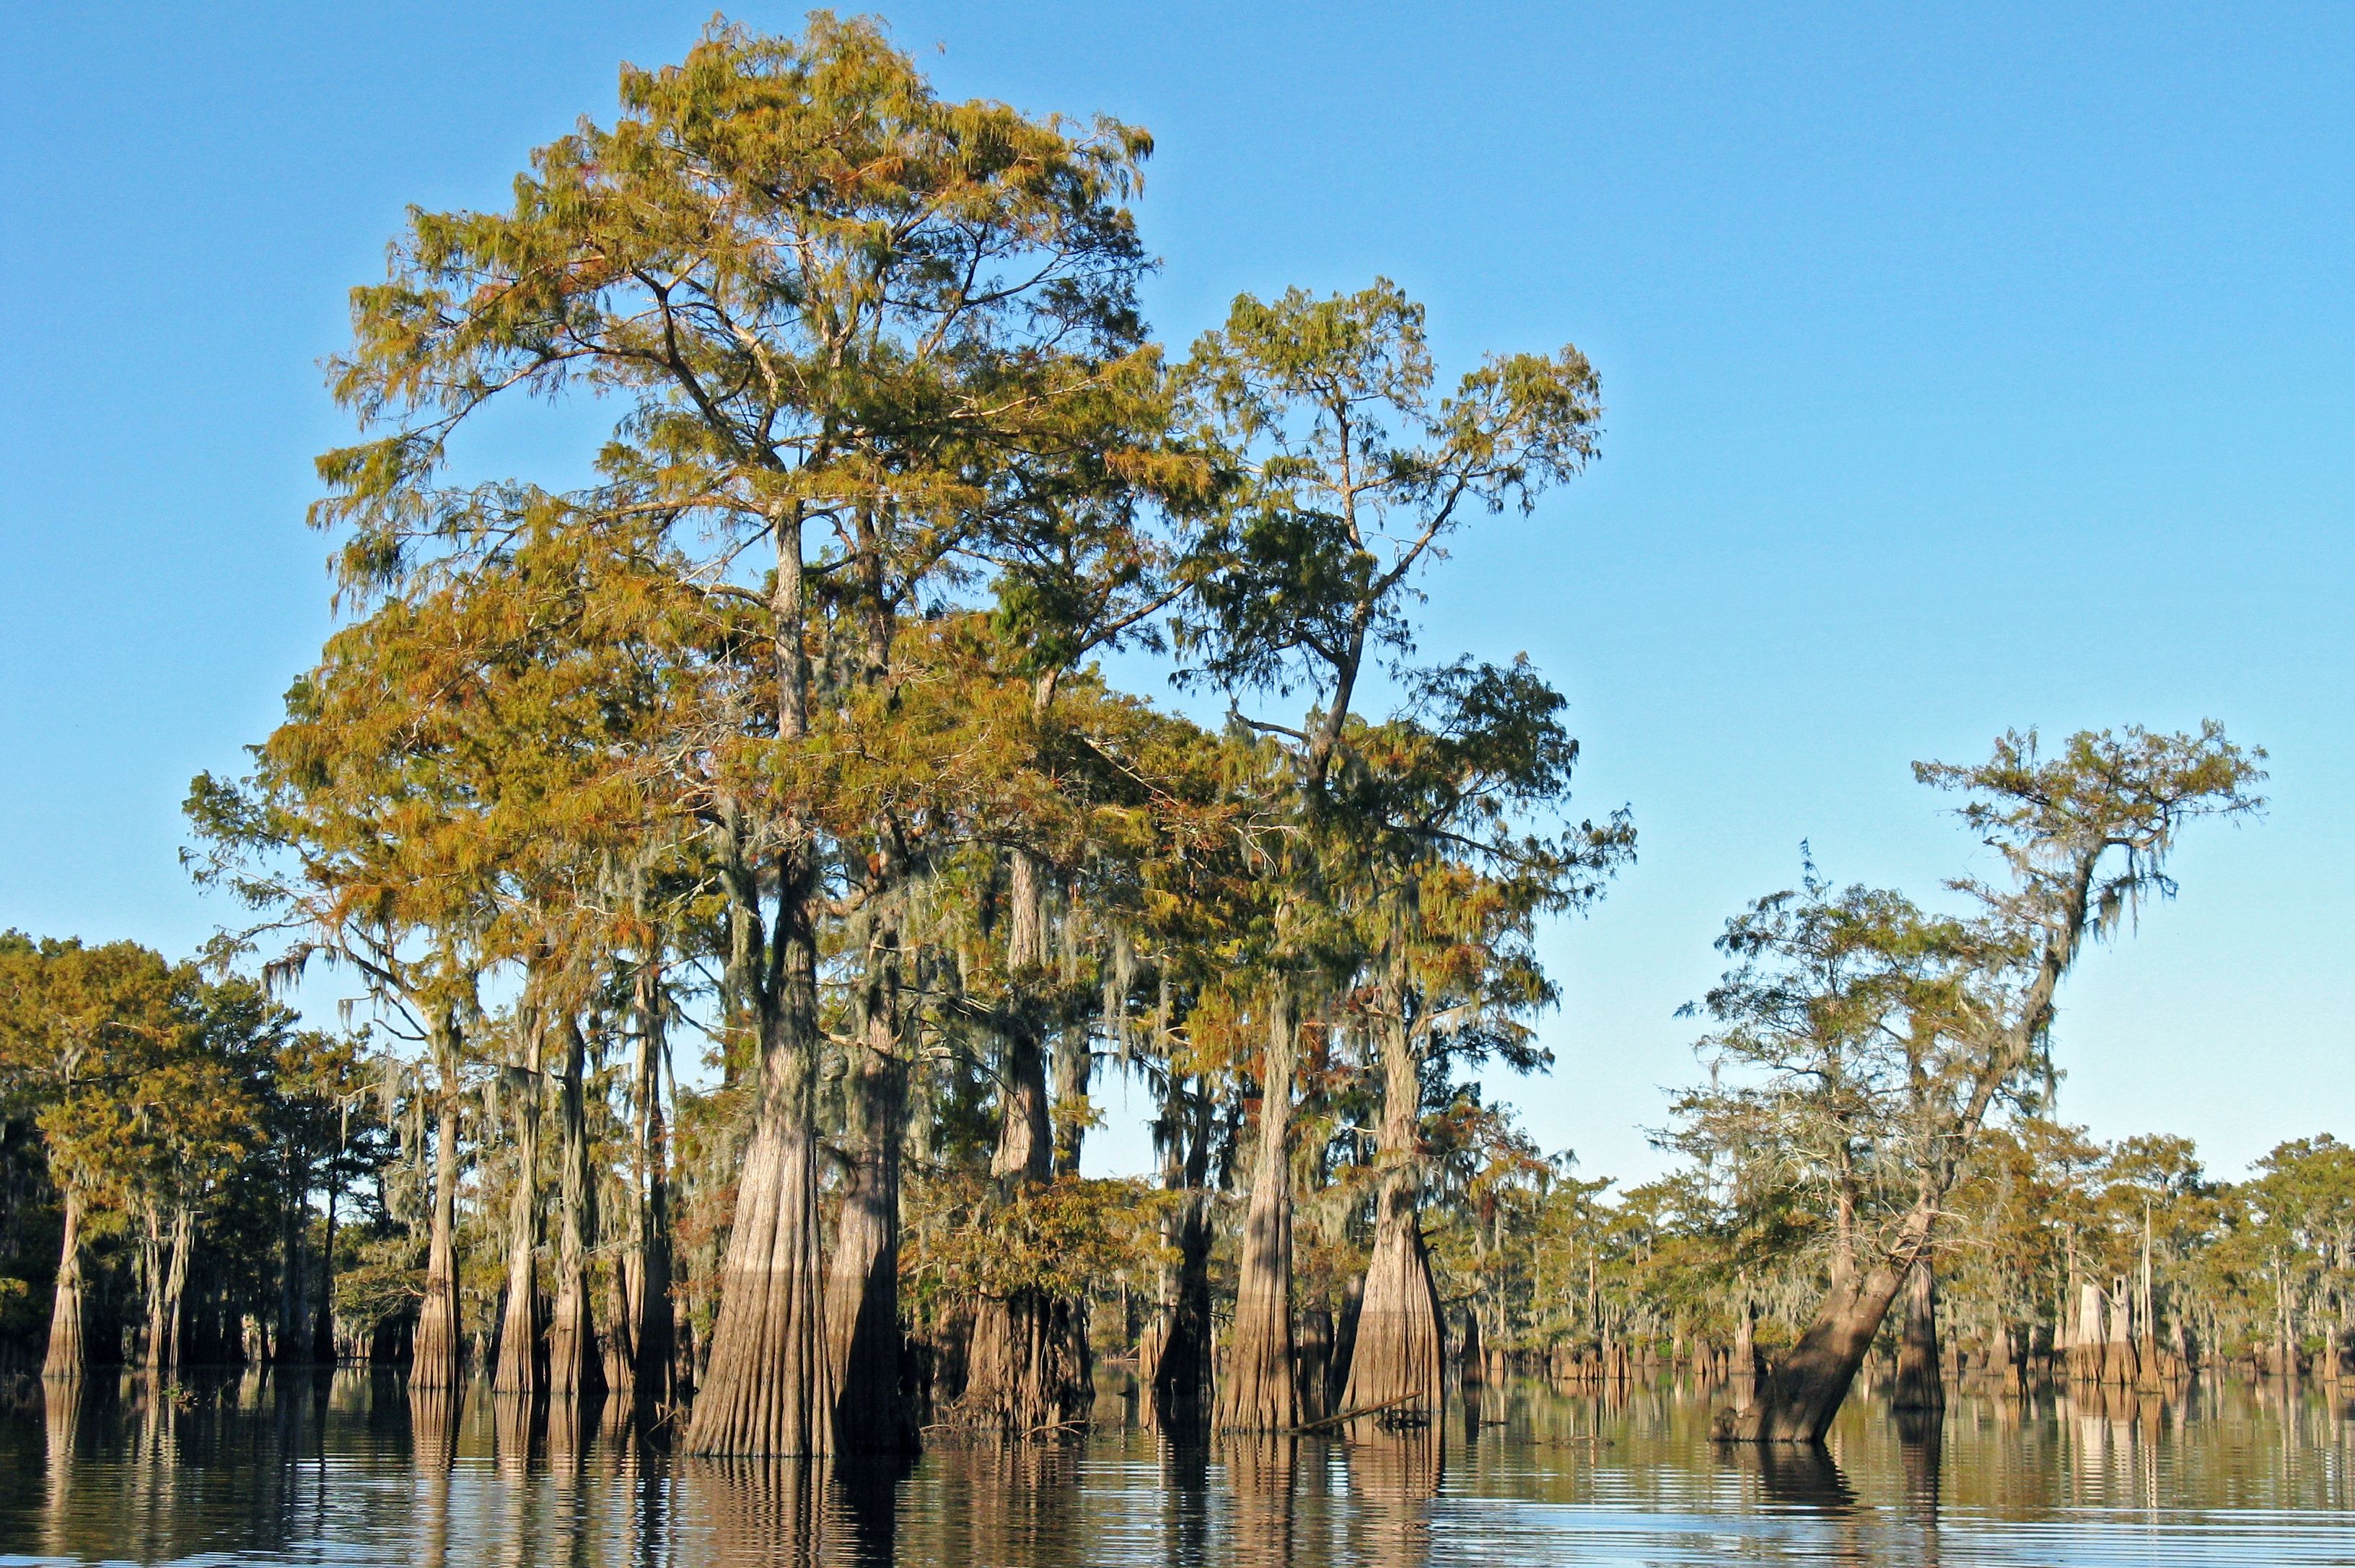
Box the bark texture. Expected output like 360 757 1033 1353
547 1017 602 1399
825 919 916 1454
41 1188 87 1381
1340 1221 1444 1420
1339 1011 1442 1423
491 1042 544 1399
412 1092 465 1390
1216 991 1299 1431
683 1037 834 1454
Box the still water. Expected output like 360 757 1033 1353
3 1373 2353 1566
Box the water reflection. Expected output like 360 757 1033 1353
1221 1434 1296 1568
7 1373 2355 1564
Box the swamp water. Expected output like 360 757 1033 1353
1 1373 2352 1566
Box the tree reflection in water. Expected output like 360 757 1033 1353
6 1375 2355 1564
1221 1433 1298 1568
1348 1428 1440 1568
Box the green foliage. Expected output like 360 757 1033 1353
903 1173 1171 1308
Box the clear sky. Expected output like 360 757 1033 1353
4 3 2349 1189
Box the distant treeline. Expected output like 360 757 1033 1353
2 926 2336 1418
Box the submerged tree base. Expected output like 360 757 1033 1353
1338 1217 1444 1426
683 1117 835 1457
1716 1258 1911 1444
954 1292 1092 1435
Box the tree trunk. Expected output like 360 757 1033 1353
826 916 915 1454
277 1163 309 1365
155 1206 191 1378
2072 1282 2106 1383
491 1043 543 1399
685 495 833 1455
960 1291 1091 1434
683 892 834 1455
1149 1190 1216 1427
2275 1263 2296 1380
1340 1012 1442 1424
312 1185 339 1367
629 969 675 1416
1217 989 1299 1431
1051 1021 1091 1178
2104 1275 2137 1388
1890 1260 1944 1412
1719 1204 1930 1443
1147 1070 1216 1429
1328 1273 1362 1413
42 1187 87 1382
1298 1306 1334 1420
958 851 1091 1433
139 1206 165 1372
548 1017 602 1400
1051 888 1092 1176
994 852 1054 1185
412 1090 465 1391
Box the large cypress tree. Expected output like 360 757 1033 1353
309 17 1153 1454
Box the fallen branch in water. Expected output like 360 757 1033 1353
1289 1391 1423 1434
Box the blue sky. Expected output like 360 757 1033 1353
3 4 2349 1186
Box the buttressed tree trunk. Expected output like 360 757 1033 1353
42 1186 87 1381
826 908 916 1453
548 1016 602 1400
412 1042 466 1391
1890 1260 1944 1412
1217 988 1300 1431
685 512 835 1456
683 912 834 1455
1341 1009 1443 1423
492 1026 545 1399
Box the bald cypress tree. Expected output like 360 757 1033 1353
306 17 1153 1453
1175 281 1614 1427
1718 725 2263 1442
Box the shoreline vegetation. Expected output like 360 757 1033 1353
0 17 2320 1460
